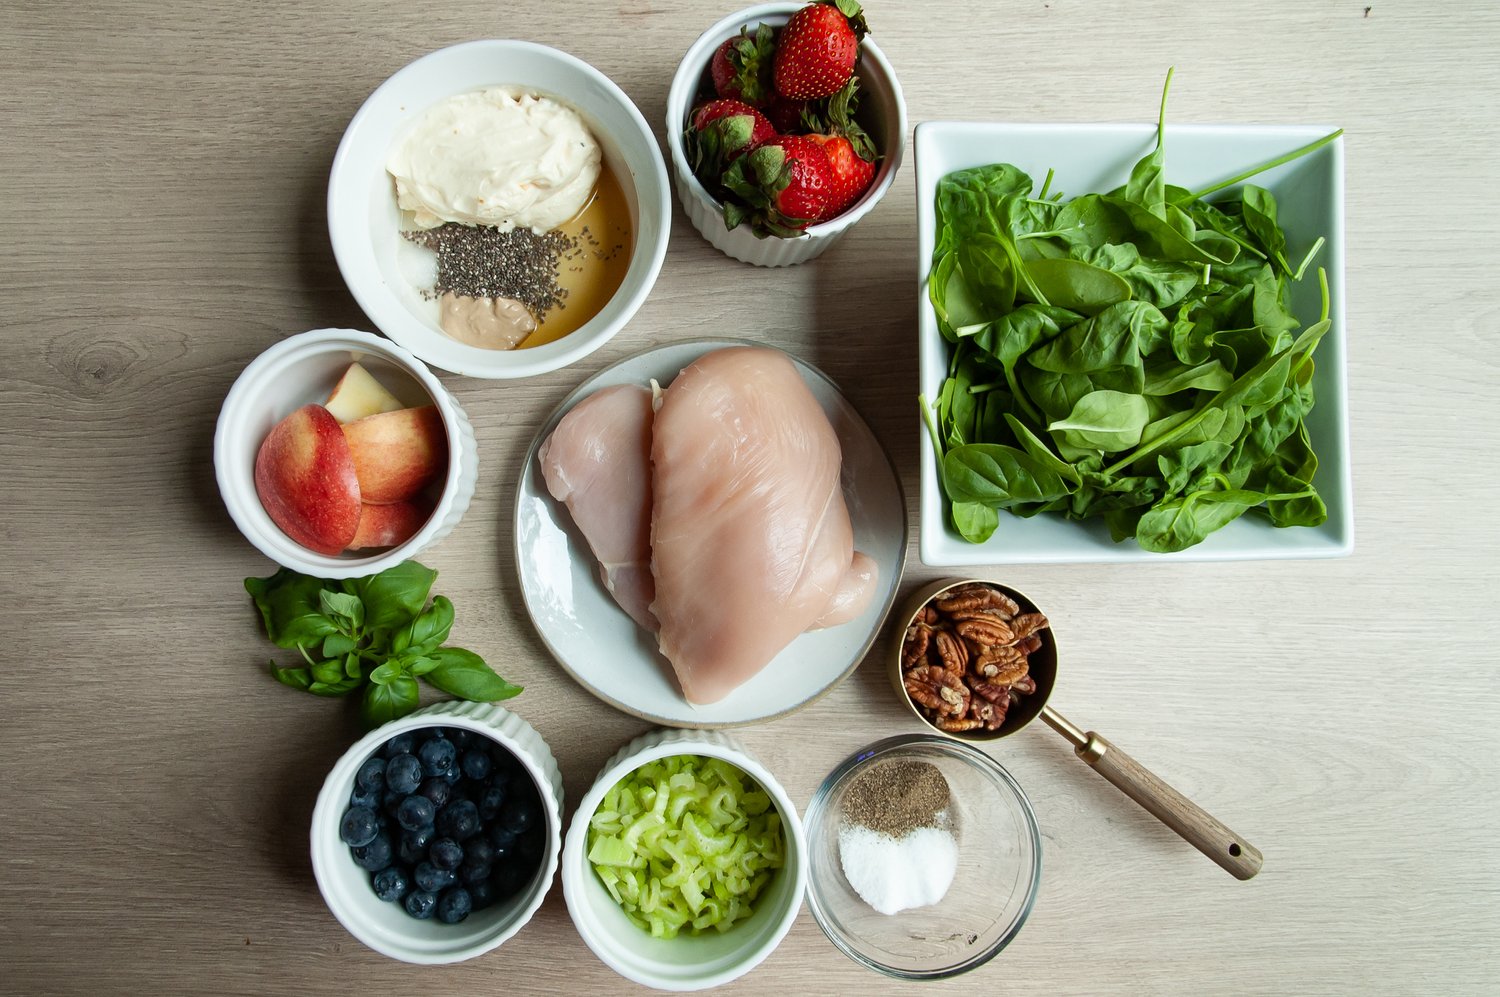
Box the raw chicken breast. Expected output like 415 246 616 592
810 550 879 630
650 346 868 704
537 384 657 631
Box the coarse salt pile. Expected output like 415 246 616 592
837 759 958 916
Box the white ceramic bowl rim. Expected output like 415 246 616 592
213 328 468 578
309 703 563 964
328 39 672 378
665 2 908 238
562 731 809 991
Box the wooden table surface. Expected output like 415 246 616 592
5 1 1498 993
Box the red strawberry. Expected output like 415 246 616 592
709 24 776 106
764 95 808 133
805 133 875 216
721 134 834 236
773 0 868 101
685 99 777 183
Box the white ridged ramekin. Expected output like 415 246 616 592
665 2 908 267
214 328 478 578
310 701 564 964
562 728 808 991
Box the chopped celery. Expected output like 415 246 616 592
586 754 784 938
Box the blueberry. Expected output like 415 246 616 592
355 756 386 794
464 836 495 868
418 738 456 778
477 785 507 820
499 796 536 835
430 837 464 871
339 806 380 848
349 785 382 811
415 861 457 893
460 750 491 781
488 826 517 854
438 800 481 841
447 728 473 749
436 887 473 924
386 754 422 795
399 827 433 866
372 866 409 902
352 833 393 872
417 777 454 810
487 764 513 788
469 879 496 910
383 732 416 759
404 889 437 919
396 795 435 832
460 860 492 887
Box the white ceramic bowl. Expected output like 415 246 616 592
214 328 478 578
914 121 1352 564
562 729 808 990
310 701 564 964
328 40 671 378
666 2 907 267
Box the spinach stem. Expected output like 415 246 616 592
1292 237 1326 282
1179 129 1344 202
918 393 946 460
1038 167 1055 201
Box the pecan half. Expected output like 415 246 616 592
973 644 1028 685
1011 674 1037 696
954 615 1016 648
918 605 940 625
969 697 1007 731
1015 635 1043 656
934 583 1020 618
937 716 984 733
933 629 969 675
970 679 1014 705
905 665 969 717
901 623 933 671
1009 613 1050 642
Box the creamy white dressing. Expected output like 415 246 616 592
387 87 601 231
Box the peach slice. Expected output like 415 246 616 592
347 499 430 550
342 405 447 504
325 362 405 424
254 403 361 555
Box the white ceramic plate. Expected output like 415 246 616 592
514 339 907 728
914 121 1352 565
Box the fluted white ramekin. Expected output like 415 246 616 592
562 728 808 991
215 328 478 578
310 701 564 964
666 2 908 267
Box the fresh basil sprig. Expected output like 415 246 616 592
245 560 521 729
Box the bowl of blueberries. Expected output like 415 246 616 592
310 700 564 963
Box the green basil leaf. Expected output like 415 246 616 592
362 676 420 729
391 596 455 658
269 663 312 691
350 561 438 634
319 590 365 630
244 570 339 650
422 648 523 702
344 651 361 679
406 656 439 677
310 657 346 684
308 675 363 698
322 633 357 659
368 661 405 686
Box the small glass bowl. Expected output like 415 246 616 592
803 734 1042 979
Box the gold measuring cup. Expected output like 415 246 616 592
888 578 1263 881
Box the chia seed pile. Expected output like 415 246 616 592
404 222 623 321
405 223 574 318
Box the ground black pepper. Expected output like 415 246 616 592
840 759 951 837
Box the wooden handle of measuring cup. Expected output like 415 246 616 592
1077 732 1263 880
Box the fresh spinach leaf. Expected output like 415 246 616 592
1049 390 1151 452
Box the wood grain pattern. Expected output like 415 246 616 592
3 0 1499 994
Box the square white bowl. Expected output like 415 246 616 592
914 121 1352 565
